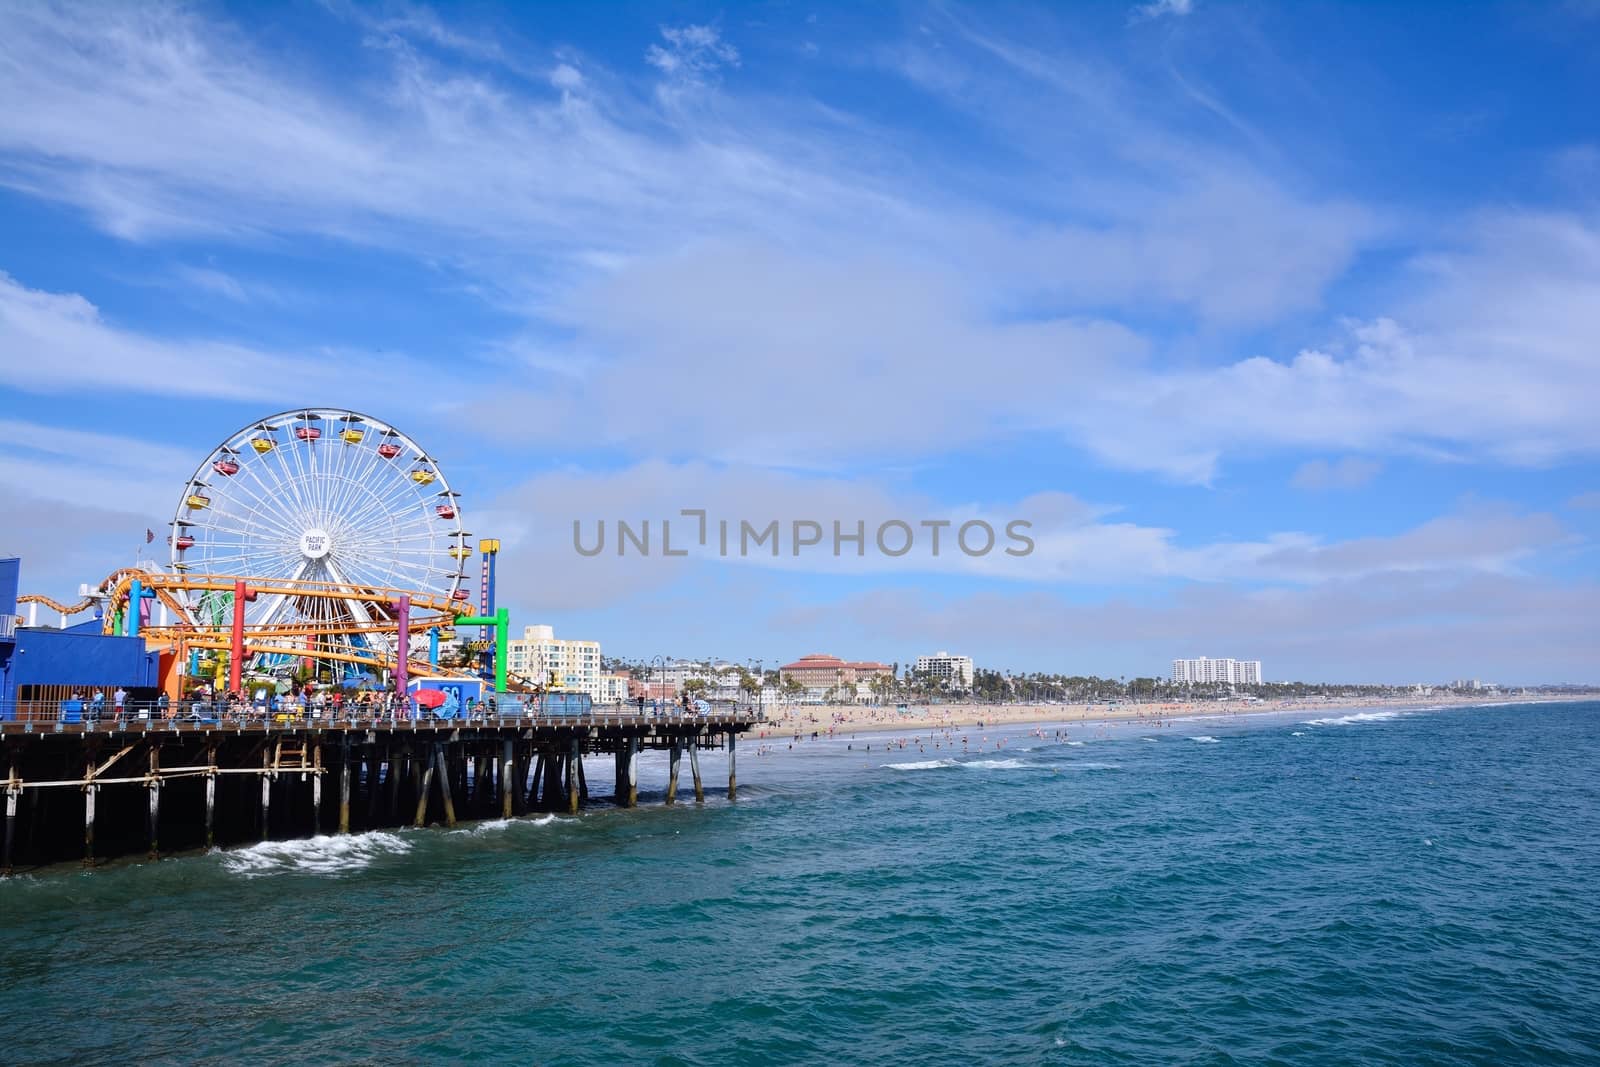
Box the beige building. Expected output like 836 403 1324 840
597 673 631 706
506 625 603 699
779 654 894 690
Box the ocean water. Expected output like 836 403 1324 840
2 701 1598 1064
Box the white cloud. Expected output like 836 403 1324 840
1290 457 1383 491
645 24 740 80
1132 0 1195 21
0 271 447 407
474 459 1570 613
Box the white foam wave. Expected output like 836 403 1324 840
1064 740 1085 747
1291 731 1306 736
1141 737 1159 743
1301 710 1403 727
964 758 1026 769
884 759 956 771
1190 735 1220 744
221 831 412 877
1073 762 1121 770
447 813 562 836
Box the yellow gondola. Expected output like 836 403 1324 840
341 427 364 444
186 491 211 510
410 467 437 486
251 436 275 454
448 544 471 560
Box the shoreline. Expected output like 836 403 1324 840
750 692 1597 741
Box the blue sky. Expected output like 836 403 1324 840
1 0 1597 683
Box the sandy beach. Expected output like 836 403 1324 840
750 692 1596 741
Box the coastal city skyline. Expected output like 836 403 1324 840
2 3 1597 684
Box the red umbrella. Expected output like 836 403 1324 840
413 689 447 709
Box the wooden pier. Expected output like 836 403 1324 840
0 712 758 872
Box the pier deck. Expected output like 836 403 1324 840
0 709 761 872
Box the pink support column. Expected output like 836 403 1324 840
229 581 257 696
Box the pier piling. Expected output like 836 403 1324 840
727 734 737 802
666 741 681 805
339 740 351 834
689 741 704 803
435 744 457 827
502 739 515 819
567 739 580 815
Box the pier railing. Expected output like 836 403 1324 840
0 698 766 732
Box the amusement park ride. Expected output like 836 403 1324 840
16 408 511 698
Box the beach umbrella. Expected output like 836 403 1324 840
413 689 447 709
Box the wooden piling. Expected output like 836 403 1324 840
338 739 351 834
204 748 217 844
727 733 737 802
576 755 588 803
414 750 435 827
689 740 704 803
83 782 95 867
529 753 544 811
567 738 580 815
625 738 638 808
435 745 457 828
502 739 514 819
4 761 17 875
666 741 681 805
543 748 562 811
147 745 161 859
312 742 324 834
261 747 272 840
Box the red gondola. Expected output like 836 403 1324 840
212 457 240 476
294 425 322 441
435 503 456 519
174 534 195 550
451 589 471 601
377 442 402 459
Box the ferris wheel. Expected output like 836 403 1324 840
169 408 471 671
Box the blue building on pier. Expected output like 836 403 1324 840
0 558 160 718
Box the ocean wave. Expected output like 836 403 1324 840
1141 737 1159 743
1190 735 1220 744
964 759 1026 769
447 814 562 836
220 831 412 877
1064 740 1085 747
1072 762 1121 770
1291 731 1306 736
1301 710 1403 727
884 759 956 771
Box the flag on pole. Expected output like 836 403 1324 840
146 528 156 544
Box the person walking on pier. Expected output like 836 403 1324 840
114 686 127 724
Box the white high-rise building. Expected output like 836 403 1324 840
506 625 603 700
916 651 974 686
1171 657 1263 685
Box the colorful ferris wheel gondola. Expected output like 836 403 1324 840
338 413 365 444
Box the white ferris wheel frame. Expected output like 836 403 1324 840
169 407 469 649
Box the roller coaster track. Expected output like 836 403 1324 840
15 593 95 616
22 569 478 679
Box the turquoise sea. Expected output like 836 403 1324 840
2 700 1597 1064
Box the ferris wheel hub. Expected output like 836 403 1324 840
299 528 332 560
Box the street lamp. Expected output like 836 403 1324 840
651 655 666 716
748 657 764 720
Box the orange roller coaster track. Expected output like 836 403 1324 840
24 569 481 685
